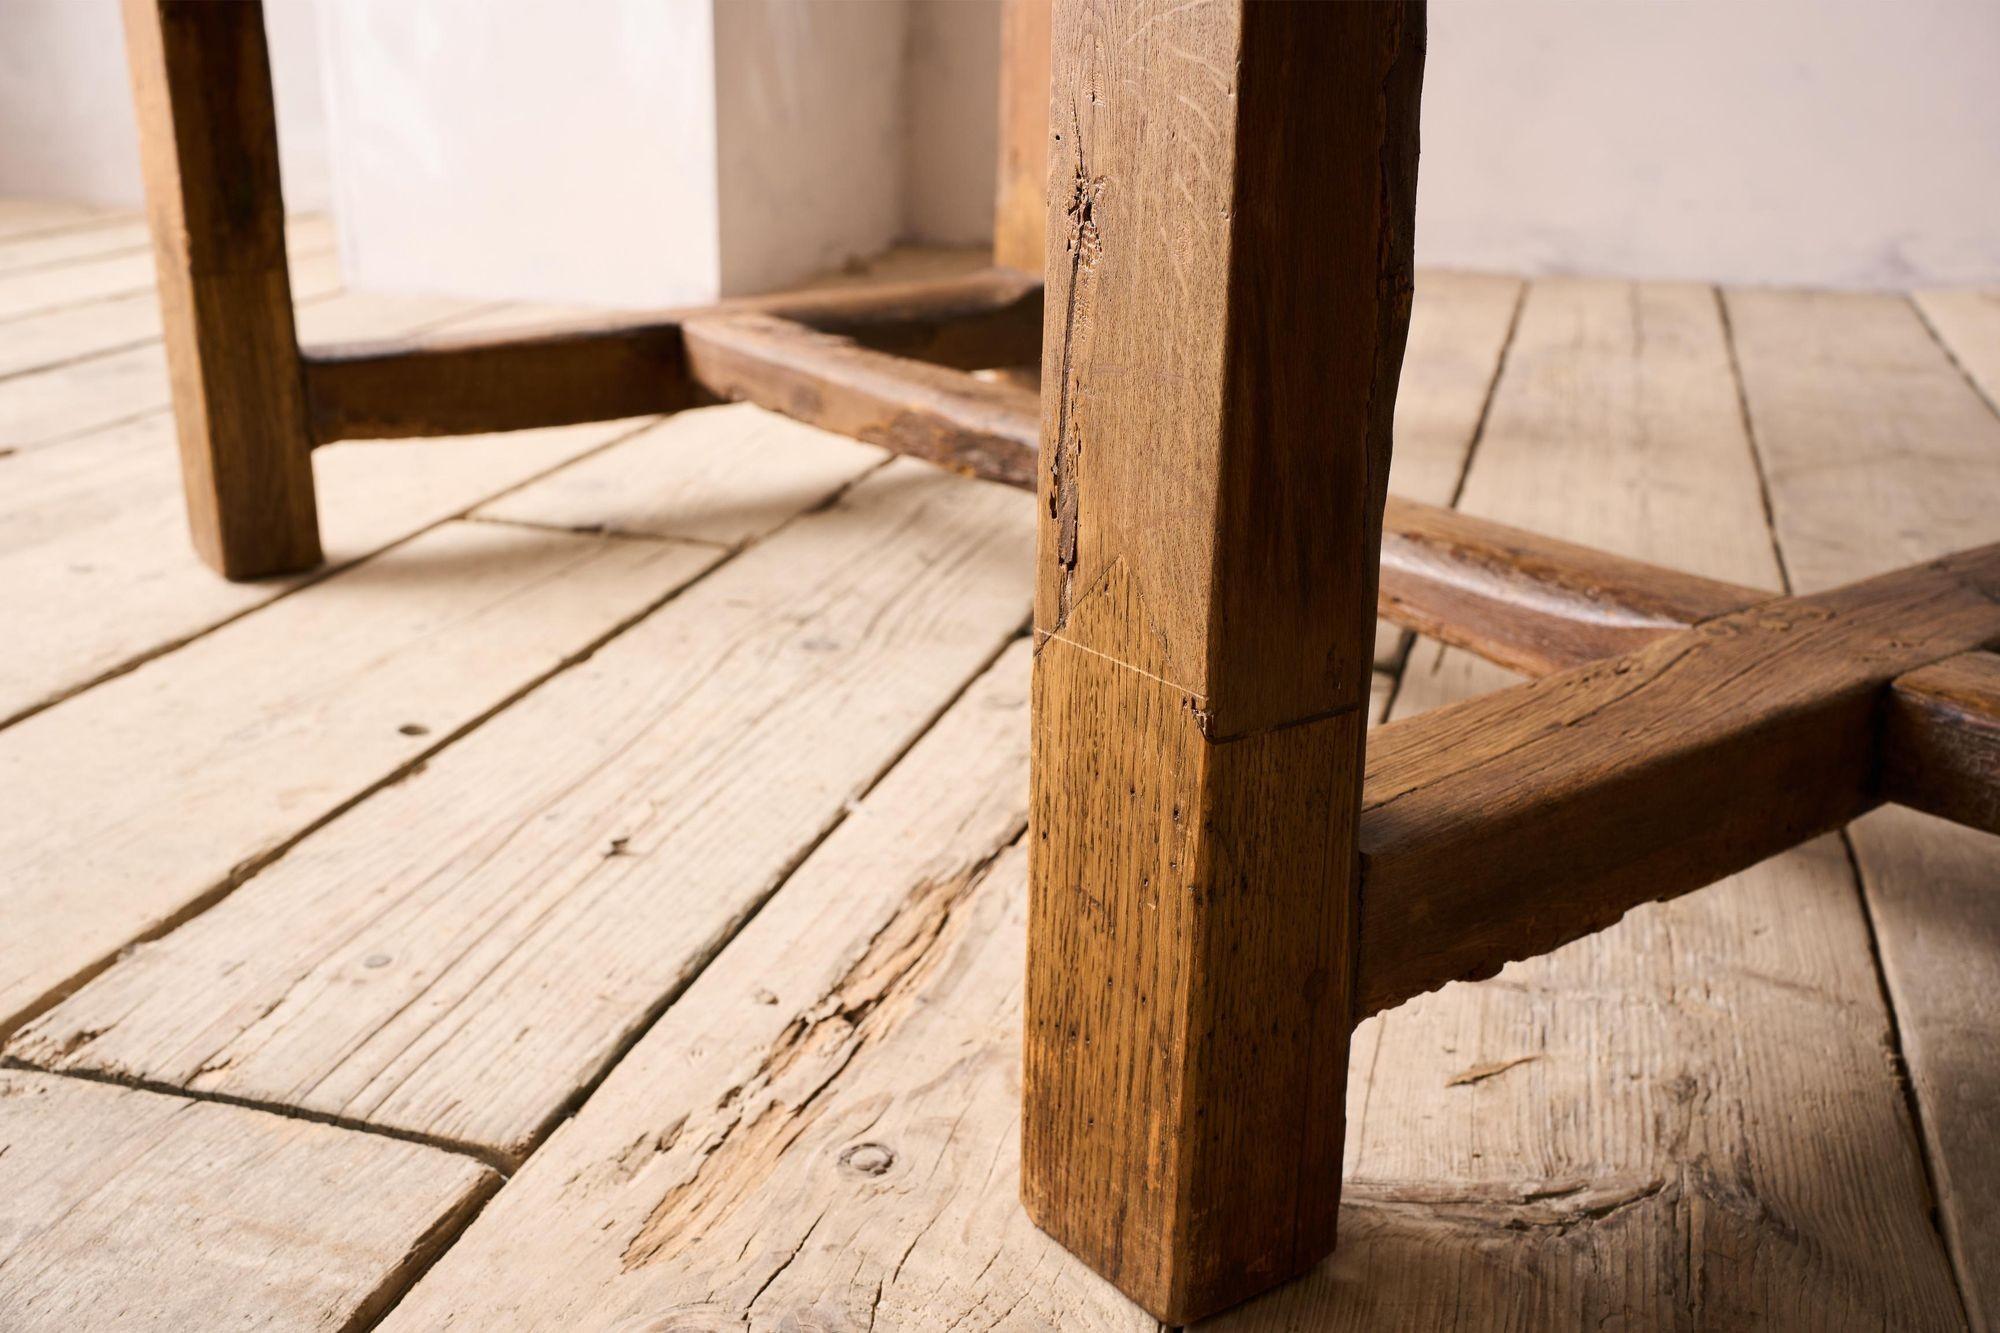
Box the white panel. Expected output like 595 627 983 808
319 0 721 306
1417 0 2000 288
713 0 909 295
0 0 331 210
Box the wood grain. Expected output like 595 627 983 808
541 294 1601 686
1915 287 2000 414
684 312 1038 488
0 243 336 447
993 0 1052 273
1885 651 2000 837
1842 804 2000 1331
1727 289 2000 592
0 520 721 1036
1377 494 1767 676
0 244 340 384
0 217 149 275
1732 283 2000 1326
302 268 1042 442
12 460 1030 1167
1213 276 1963 1329
379 645 1151 1330
1356 541 2000 1017
0 214 330 325
473 401 884 547
0 297 627 729
1024 0 1423 1319
0 1069 495 1332
122 0 320 578
0 198 121 244
1374 271 1524 666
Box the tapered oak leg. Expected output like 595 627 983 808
1020 0 1425 1322
124 0 320 579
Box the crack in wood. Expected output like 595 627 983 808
617 846 1009 1273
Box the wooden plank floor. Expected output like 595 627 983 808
0 196 1994 1330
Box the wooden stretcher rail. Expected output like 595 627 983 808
682 313 1039 489
305 298 2000 1004
1377 496 1768 674
660 312 1781 682
1882 649 2000 836
1351 543 2000 1019
299 267 1042 443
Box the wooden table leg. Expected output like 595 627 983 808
124 0 320 579
1020 0 1425 1321
993 0 1053 275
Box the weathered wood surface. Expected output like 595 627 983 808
1728 290 2000 593
12 459 1031 1169
0 250 411 453
1023 1 1423 1319
0 296 626 728
1209 277 1964 1328
1915 287 2000 413
302 268 1042 442
539 271 1516 673
1373 272 1523 667
0 1069 495 1331
0 238 338 453
1377 495 1765 676
120 0 343 575
1731 284 2000 1327
378 644 1156 1330
474 401 882 547
685 312 1039 488
1840 807 1999 1331
0 247 340 383
0 213 331 326
993 0 1052 274
0 520 722 1035
1356 541 2000 1017
1886 652 2000 837
0 217 149 273
0 197 121 243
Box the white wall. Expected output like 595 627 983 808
319 0 723 307
320 0 918 305
1417 0 2000 288
902 0 1000 247
3 0 1994 294
0 0 332 211
714 0 909 293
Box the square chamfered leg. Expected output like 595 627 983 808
124 0 321 579
1019 0 1425 1322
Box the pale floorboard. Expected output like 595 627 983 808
1914 288 2000 414
0 198 124 243
375 644 1156 1331
473 401 887 547
0 217 150 275
0 215 331 327
0 296 635 727
12 459 1030 1169
0 1069 494 1332
0 414 651 727
0 257 440 451
0 216 340 382
0 520 724 1034
1372 270 1522 668
1207 277 1962 1329
1729 286 2000 1329
0 250 341 383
